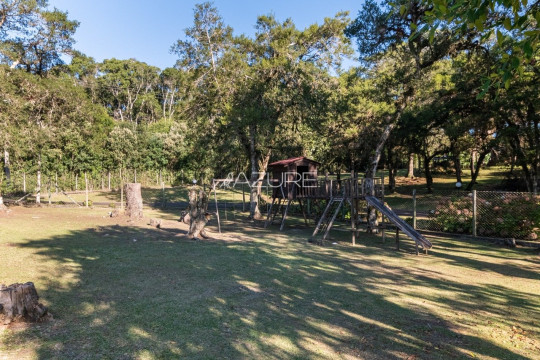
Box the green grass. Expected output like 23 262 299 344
1 206 539 359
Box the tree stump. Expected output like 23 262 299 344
187 185 212 239
0 282 49 324
124 183 143 219
149 218 162 228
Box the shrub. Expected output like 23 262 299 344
429 196 473 234
429 194 540 240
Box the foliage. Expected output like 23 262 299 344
429 194 540 239
429 196 473 233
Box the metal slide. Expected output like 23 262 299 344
365 196 433 250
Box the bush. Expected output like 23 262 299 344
429 196 473 234
429 194 540 240
478 195 540 240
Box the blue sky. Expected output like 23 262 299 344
48 0 362 70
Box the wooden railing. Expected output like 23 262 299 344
270 177 384 200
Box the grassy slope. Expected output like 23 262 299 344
0 206 539 360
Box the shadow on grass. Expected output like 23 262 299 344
6 220 539 359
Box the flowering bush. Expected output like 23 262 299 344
429 194 540 240
478 195 540 240
429 197 473 234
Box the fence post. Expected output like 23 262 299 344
413 189 417 229
472 190 477 237
85 171 89 208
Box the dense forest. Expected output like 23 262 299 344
0 0 539 216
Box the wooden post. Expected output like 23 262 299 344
120 168 124 211
242 184 245 212
55 172 58 194
472 190 477 237
108 171 111 191
47 178 51 205
213 180 221 233
36 155 41 204
413 189 417 229
395 228 400 250
382 216 386 243
23 171 26 193
351 171 356 246
75 173 78 191
85 172 89 208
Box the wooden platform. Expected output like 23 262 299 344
270 177 384 200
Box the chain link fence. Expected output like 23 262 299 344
387 190 540 241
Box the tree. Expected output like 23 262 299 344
1 4 79 75
172 3 351 218
420 0 539 89
97 58 160 124
346 0 478 177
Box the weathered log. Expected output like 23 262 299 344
124 183 143 219
187 185 212 239
149 218 162 228
179 211 190 224
0 282 49 324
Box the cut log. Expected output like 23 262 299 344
0 282 50 324
179 211 190 224
149 218 162 228
187 185 212 239
124 183 143 219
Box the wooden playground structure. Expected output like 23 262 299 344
213 157 432 254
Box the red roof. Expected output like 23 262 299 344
268 156 320 167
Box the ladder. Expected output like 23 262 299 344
264 197 283 228
310 196 345 243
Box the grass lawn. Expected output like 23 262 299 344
1 205 539 360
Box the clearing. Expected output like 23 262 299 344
0 205 539 359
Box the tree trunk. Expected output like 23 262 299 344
23 171 26 193
367 122 396 178
187 185 211 239
454 151 462 183
248 125 271 220
108 171 111 191
470 150 477 177
424 155 434 193
0 282 49 324
388 165 396 193
386 147 396 193
406 153 415 178
124 183 143 219
4 147 10 184
466 151 488 191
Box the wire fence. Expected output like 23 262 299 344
4 171 539 241
387 190 540 241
